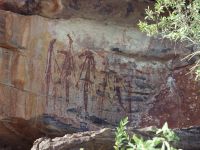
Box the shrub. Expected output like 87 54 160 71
114 117 180 150
138 0 200 79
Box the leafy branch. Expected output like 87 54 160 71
114 117 180 150
138 0 200 79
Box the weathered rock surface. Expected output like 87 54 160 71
31 128 114 150
0 0 153 25
31 127 200 150
0 1 199 149
0 115 86 150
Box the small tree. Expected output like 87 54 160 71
138 0 200 79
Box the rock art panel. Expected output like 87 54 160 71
0 10 198 136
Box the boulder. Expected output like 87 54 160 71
31 126 200 150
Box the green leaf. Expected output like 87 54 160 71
132 134 143 144
150 137 163 147
164 141 171 150
161 142 166 150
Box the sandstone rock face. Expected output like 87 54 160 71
0 0 152 25
0 2 199 149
